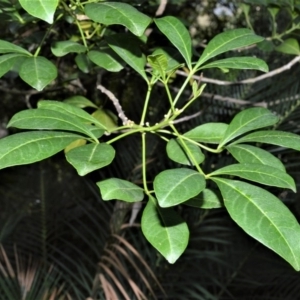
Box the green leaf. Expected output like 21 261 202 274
106 33 148 82
64 96 98 109
7 109 99 141
152 47 182 72
141 196 189 264
276 38 300 55
184 123 228 144
0 40 31 55
184 188 223 209
147 54 168 78
88 49 125 72
0 53 25 77
37 100 107 129
196 29 264 67
84 2 151 36
65 143 115 176
232 130 300 151
75 53 91 73
19 0 58 24
210 163 296 192
166 138 204 166
19 56 57 91
154 16 192 68
219 108 279 148
97 178 144 202
92 109 118 131
51 41 86 57
0 131 82 170
154 168 206 207
199 57 269 72
226 144 285 171
212 178 300 271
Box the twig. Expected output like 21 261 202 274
155 0 168 16
177 55 300 86
173 110 203 124
97 84 131 125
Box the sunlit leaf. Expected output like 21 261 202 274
19 0 59 24
219 108 279 147
38 100 107 129
51 41 86 57
154 168 206 207
85 2 151 36
7 109 99 140
0 131 82 169
0 40 31 55
184 123 228 144
166 138 204 166
88 49 125 72
213 178 300 271
19 56 57 91
141 196 189 263
210 163 296 191
196 29 264 67
147 54 168 78
97 178 144 202
199 57 268 72
232 130 300 151
226 144 285 171
0 53 26 77
66 143 115 176
276 38 300 55
154 16 192 68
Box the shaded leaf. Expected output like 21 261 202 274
219 108 279 147
154 168 206 207
147 54 168 78
184 123 228 144
66 143 115 176
210 163 296 191
88 49 125 72
166 138 204 166
106 33 148 82
19 56 57 91
38 100 107 129
85 2 151 36
184 188 223 209
0 131 82 169
64 96 98 109
0 53 26 77
7 109 99 140
276 38 300 55
51 41 86 57
152 47 182 72
19 0 58 24
92 109 118 131
0 40 31 55
199 57 268 72
196 29 264 67
226 144 285 171
64 139 86 153
154 16 192 68
213 178 300 271
75 53 91 73
97 178 144 202
232 130 300 151
141 196 189 263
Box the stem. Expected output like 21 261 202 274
170 124 204 175
142 133 150 194
164 81 175 113
106 128 142 144
140 83 153 125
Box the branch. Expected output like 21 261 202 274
155 0 168 16
97 84 131 125
177 55 300 86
